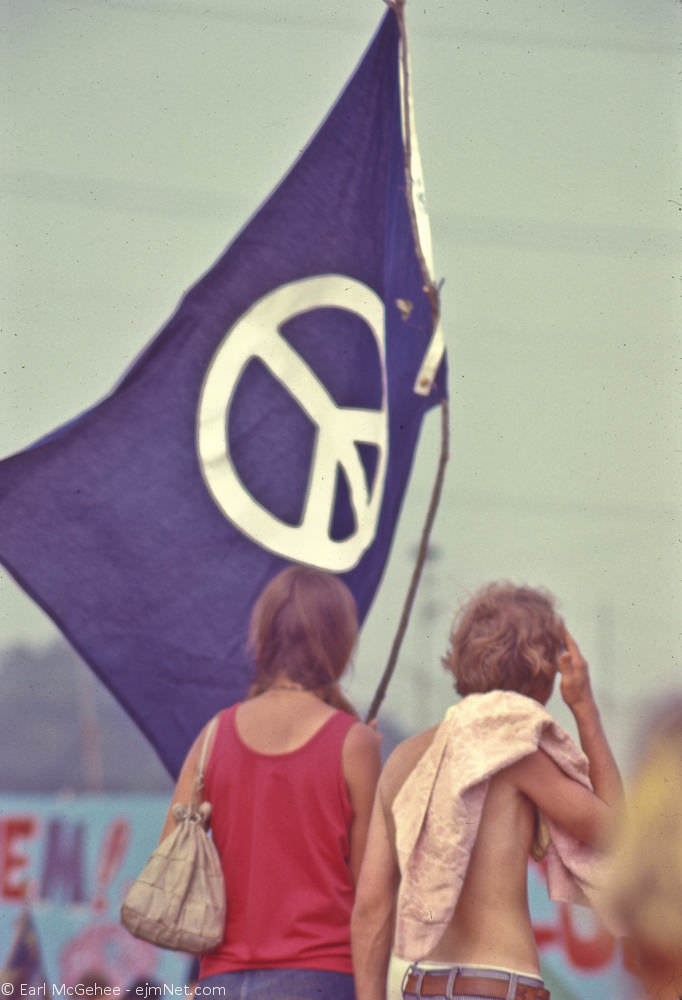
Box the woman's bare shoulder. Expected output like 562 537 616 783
343 719 382 750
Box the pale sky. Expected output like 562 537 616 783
2 0 680 770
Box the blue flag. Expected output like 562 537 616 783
0 9 447 777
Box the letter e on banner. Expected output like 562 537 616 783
0 815 36 902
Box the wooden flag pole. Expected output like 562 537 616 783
365 398 449 723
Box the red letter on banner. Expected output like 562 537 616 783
0 816 36 901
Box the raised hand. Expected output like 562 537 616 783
557 627 623 807
558 629 594 712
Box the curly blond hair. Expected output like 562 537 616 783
443 582 564 703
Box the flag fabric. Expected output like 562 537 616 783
0 8 447 777
1 910 52 996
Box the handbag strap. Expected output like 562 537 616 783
191 714 219 814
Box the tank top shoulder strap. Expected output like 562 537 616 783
204 703 240 787
216 702 241 747
315 709 358 755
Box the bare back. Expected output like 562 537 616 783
382 729 541 974
235 689 337 754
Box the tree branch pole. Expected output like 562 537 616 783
366 398 449 723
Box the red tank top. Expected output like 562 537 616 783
199 704 357 976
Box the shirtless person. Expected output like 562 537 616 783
351 582 622 1000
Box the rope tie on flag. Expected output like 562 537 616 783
366 0 450 723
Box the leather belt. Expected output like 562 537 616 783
403 970 550 1000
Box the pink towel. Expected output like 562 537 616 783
392 691 611 960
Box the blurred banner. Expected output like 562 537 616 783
0 796 636 998
524 859 632 1000
0 796 189 989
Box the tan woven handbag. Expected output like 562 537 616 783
121 715 226 953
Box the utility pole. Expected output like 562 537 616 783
75 659 104 792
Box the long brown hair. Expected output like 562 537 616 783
247 565 359 715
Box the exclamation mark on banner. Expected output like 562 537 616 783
93 818 130 912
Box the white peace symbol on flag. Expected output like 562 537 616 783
196 275 388 572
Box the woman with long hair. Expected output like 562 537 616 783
160 565 382 999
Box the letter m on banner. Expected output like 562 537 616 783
0 5 447 776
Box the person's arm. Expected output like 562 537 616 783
158 717 217 843
508 748 613 846
559 629 623 807
342 722 383 885
351 778 400 1000
508 629 622 846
